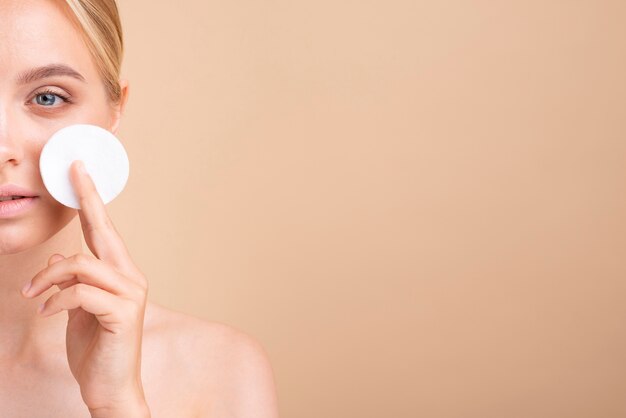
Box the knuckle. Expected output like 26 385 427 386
85 222 102 235
72 253 90 267
84 222 96 234
129 279 148 301
72 283 88 297
103 216 115 230
136 274 149 291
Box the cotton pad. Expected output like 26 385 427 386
39 124 130 209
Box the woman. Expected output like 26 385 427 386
0 0 279 416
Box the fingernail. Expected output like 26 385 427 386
21 281 31 295
37 303 45 314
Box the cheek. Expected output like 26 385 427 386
17 123 68 169
33 197 77 238
44 199 77 226
18 97 113 143
21 116 112 178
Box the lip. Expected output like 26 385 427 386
0 184 40 219
0 184 38 198
0 196 39 219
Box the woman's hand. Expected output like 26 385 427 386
21 160 151 417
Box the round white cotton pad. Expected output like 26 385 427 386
39 124 130 209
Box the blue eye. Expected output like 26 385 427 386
33 90 71 107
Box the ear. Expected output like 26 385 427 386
110 78 130 135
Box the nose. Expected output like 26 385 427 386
0 107 25 168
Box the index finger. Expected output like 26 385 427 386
69 160 135 274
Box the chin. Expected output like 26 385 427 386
0 207 77 255
0 226 42 255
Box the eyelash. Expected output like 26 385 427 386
32 89 73 106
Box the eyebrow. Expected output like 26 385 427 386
16 64 86 85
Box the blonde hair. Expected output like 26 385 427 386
62 0 124 104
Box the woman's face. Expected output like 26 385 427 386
0 0 125 255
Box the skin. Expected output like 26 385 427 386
0 0 280 417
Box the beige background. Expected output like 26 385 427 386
107 1 626 417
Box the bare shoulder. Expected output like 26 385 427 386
142 301 280 418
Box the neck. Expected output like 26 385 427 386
0 215 84 363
